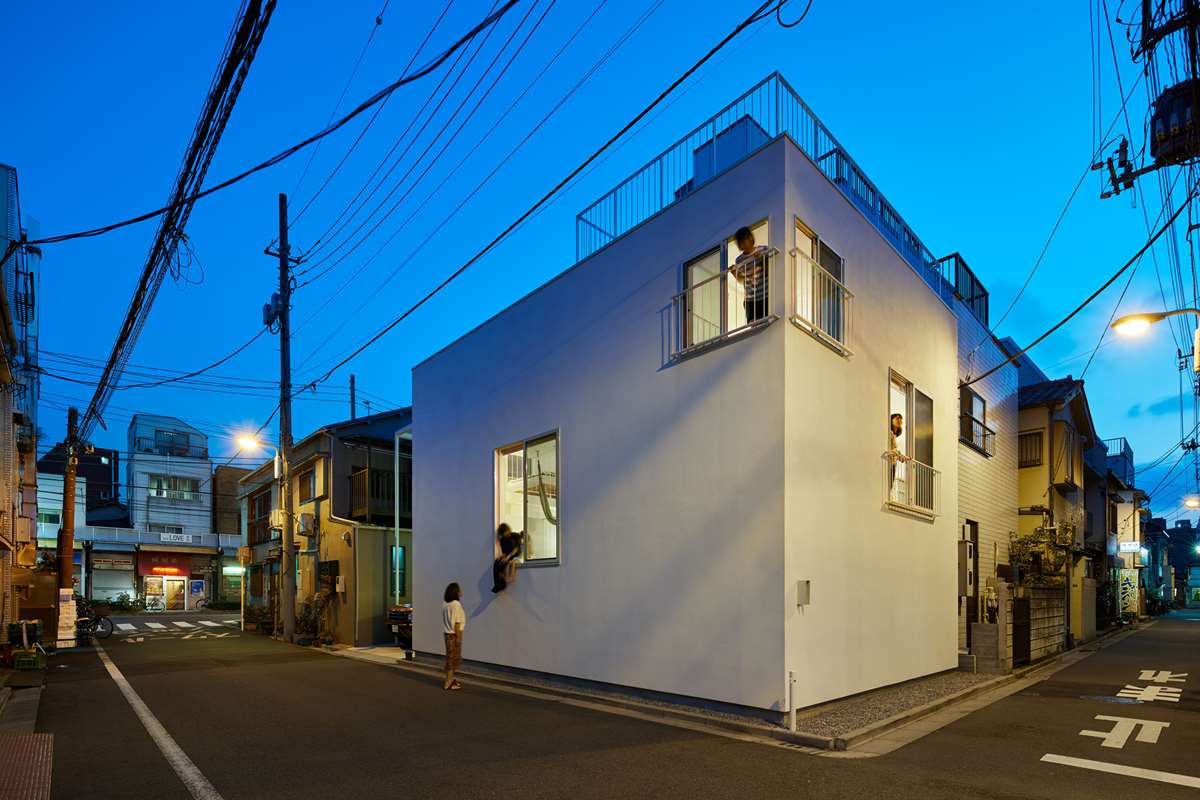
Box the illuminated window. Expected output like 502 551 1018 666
496 432 559 565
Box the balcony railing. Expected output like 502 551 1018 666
960 414 996 457
670 248 776 358
1104 436 1135 486
884 453 940 517
135 437 208 459
34 522 239 549
791 249 853 355
575 72 990 327
351 469 412 520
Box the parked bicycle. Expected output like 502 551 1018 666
75 599 114 640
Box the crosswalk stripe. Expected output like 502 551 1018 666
145 622 167 629
199 621 221 627
222 619 239 624
117 623 137 630
173 621 196 628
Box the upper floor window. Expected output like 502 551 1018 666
148 474 199 501
959 387 995 457
1018 431 1043 468
673 221 775 356
37 511 60 525
149 523 185 536
886 370 939 516
496 432 559 565
248 487 272 546
297 468 315 503
792 218 852 355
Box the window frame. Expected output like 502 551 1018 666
494 429 562 568
791 216 852 356
1018 430 1044 468
297 468 315 504
248 486 273 546
148 474 199 502
959 386 995 457
886 369 939 517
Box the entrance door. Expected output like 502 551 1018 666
164 577 186 611
1012 597 1031 666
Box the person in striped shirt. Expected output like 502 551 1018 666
732 226 768 324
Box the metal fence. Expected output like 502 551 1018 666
35 522 238 549
884 453 940 517
791 249 853 355
671 248 776 357
576 73 988 324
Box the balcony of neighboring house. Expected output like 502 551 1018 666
135 435 208 460
959 386 996 457
34 522 239 549
350 467 411 523
1104 436 1135 486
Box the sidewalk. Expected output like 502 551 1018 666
331 622 1147 752
0 666 52 799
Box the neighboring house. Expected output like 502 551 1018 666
212 465 249 603
240 408 412 646
414 74 983 717
1168 519 1198 605
1141 516 1172 610
951 271 1018 673
1082 441 1125 628
37 443 128 527
0 163 40 633
1014 376 1098 656
124 414 222 609
1114 485 1147 616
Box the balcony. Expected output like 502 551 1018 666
671 248 776 358
135 437 208 460
960 414 996 457
576 72 990 327
351 468 411 522
1104 436 1135 486
791 249 853 355
34 522 239 550
884 454 940 517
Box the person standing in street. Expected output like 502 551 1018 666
442 582 465 690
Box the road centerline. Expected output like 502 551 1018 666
94 641 225 800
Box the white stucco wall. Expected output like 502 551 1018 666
414 136 965 712
415 141 790 711
780 143 960 708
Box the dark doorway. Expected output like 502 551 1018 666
1012 597 1031 666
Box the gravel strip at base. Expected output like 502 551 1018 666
794 671 994 738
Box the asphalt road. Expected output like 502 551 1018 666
36 610 1200 799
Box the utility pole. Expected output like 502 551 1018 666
267 193 297 643
350 373 356 419
56 407 79 592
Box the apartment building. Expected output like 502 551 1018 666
0 163 40 632
240 408 412 645
212 465 249 603
412 74 1002 717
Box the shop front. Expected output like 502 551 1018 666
89 548 136 601
137 549 218 610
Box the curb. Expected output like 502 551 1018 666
839 621 1145 748
326 647 840 750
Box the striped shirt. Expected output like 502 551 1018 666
735 247 768 303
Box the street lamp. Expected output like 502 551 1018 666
1186 497 1200 509
1111 308 1200 336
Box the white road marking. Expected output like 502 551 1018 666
145 622 167 629
222 619 238 624
1138 669 1188 684
1116 685 1182 703
1041 754 1200 789
95 642 225 800
1079 716 1170 748
199 621 221 627
117 623 137 631
173 621 196 628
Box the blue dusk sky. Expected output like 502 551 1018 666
2 1 1197 519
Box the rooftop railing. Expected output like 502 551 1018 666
576 73 989 326
1104 436 1135 486
35 522 239 549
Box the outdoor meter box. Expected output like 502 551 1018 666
958 540 975 597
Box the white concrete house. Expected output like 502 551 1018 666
126 413 212 539
413 74 982 716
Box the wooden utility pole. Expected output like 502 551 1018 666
275 193 296 642
56 407 79 592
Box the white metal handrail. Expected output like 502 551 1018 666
791 249 853 355
883 453 940 517
671 248 776 357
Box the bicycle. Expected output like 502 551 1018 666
75 600 114 640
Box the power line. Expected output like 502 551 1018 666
297 0 797 389
963 181 1199 389
18 1 519 249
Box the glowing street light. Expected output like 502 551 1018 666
237 435 263 451
1111 308 1200 337
1185 497 1200 509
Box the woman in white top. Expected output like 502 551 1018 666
442 582 466 690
